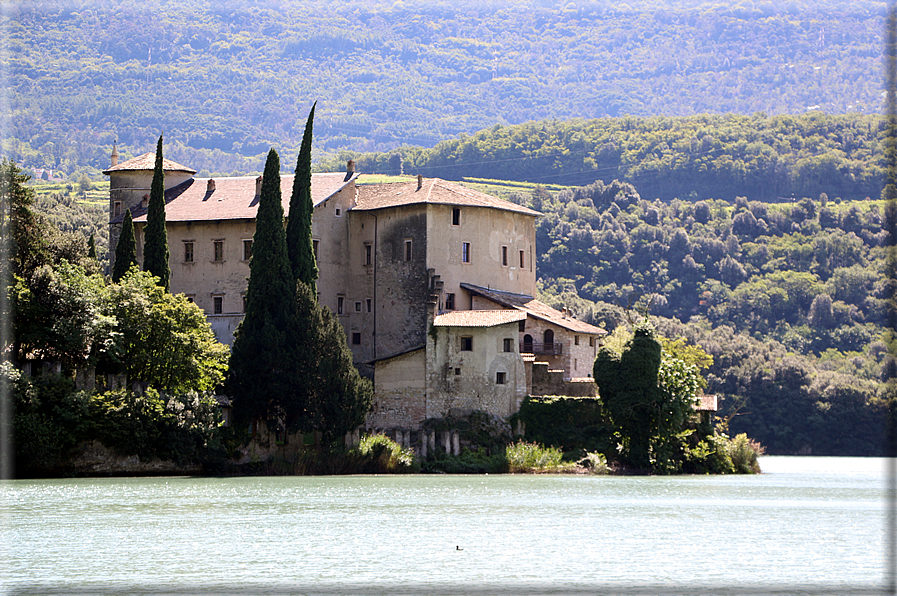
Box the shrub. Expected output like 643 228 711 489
421 447 508 474
580 451 610 474
729 433 764 474
505 440 576 473
355 434 415 473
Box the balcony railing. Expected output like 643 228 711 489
520 341 563 356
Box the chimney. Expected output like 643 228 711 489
207 178 216 192
110 141 119 167
255 176 263 197
347 159 355 174
417 174 423 190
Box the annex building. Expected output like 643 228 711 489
105 148 605 432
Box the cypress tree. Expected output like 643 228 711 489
286 102 319 290
112 208 137 282
87 233 97 260
229 149 310 432
142 134 170 291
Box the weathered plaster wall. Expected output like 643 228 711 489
426 322 525 420
428 204 536 311
368 348 427 429
531 362 598 397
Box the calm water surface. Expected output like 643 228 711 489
1 456 891 595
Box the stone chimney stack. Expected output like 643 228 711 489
207 178 216 193
110 141 119 167
347 159 355 174
255 176 263 197
417 174 423 190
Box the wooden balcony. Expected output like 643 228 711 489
520 341 563 356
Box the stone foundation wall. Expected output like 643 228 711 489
531 362 597 397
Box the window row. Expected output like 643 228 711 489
458 337 516 353
181 239 253 263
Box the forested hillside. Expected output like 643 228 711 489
525 182 891 456
327 113 886 201
3 0 886 178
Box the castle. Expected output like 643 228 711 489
105 148 604 431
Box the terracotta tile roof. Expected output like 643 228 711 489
695 394 718 412
102 152 196 175
433 309 527 328
354 177 541 216
460 283 606 335
124 173 357 224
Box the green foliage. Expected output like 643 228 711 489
111 208 136 282
513 396 611 454
286 103 319 289
142 135 170 291
421 446 508 474
505 441 576 473
355 434 415 473
580 452 609 475
105 269 229 393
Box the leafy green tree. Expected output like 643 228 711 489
286 103 319 289
105 269 228 393
142 135 170 291
228 148 307 431
2 159 49 277
111 208 137 283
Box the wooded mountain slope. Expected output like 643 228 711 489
2 0 886 176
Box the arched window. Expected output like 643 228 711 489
544 329 554 350
523 334 533 352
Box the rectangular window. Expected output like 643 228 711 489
366 298 372 313
503 338 514 353
213 240 224 262
445 293 455 310
213 296 223 315
335 207 342 217
242 295 247 313
496 372 506 385
502 245 508 266
575 335 580 346
519 250 525 268
404 239 412 262
313 239 319 259
352 332 361 345
364 243 372 266
454 367 461 376
462 242 470 263
183 241 194 263
113 201 122 217
589 337 595 347
186 295 195 303
355 301 362 313
574 358 579 371
518 320 526 332
337 296 345 315
243 239 253 261
452 208 461 226
461 336 473 351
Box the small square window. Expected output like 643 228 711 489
462 242 471 263
461 336 473 351
183 241 194 263
496 372 506 385
454 367 461 376
213 240 224 262
404 239 412 262
503 338 514 352
445 293 455 310
186 295 195 303
502 245 508 266
335 207 342 217
352 332 362 345
366 298 372 313
452 208 460 226
355 301 362 312
213 296 223 315
243 239 253 261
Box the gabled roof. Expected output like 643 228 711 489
433 309 527 328
122 173 358 224
103 152 196 175
354 177 541 216
460 283 606 335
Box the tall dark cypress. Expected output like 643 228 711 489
142 134 170 291
112 208 137 282
286 103 319 290
229 149 310 431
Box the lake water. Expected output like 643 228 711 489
1 456 892 595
